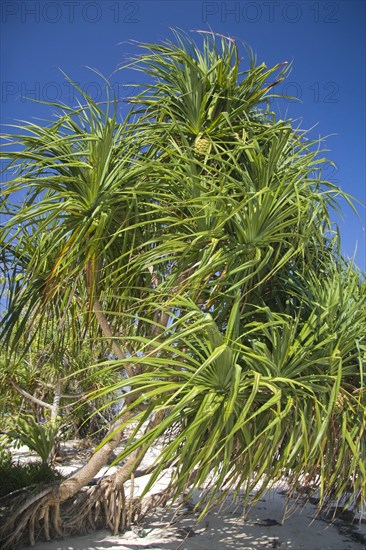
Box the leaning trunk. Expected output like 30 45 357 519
0 406 170 549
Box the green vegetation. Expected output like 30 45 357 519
0 461 63 500
0 436 63 501
0 30 365 548
6 416 59 465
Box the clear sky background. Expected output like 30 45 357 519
1 0 365 270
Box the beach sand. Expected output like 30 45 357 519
20 484 366 550
11 444 366 550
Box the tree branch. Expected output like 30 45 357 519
10 381 53 410
93 299 134 378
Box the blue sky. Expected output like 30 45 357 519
1 0 365 270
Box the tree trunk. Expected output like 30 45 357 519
48 379 62 464
0 409 134 549
0 400 169 549
56 410 134 502
50 379 61 424
93 299 134 378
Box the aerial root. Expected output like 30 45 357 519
0 477 174 550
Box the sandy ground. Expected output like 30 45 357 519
20 489 366 550
11 443 366 550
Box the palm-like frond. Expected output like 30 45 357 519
94 282 365 514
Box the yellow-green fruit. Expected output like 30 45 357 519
333 391 346 414
246 248 256 261
245 245 261 261
194 135 210 156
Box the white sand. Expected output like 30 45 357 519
22 489 366 550
11 443 366 550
